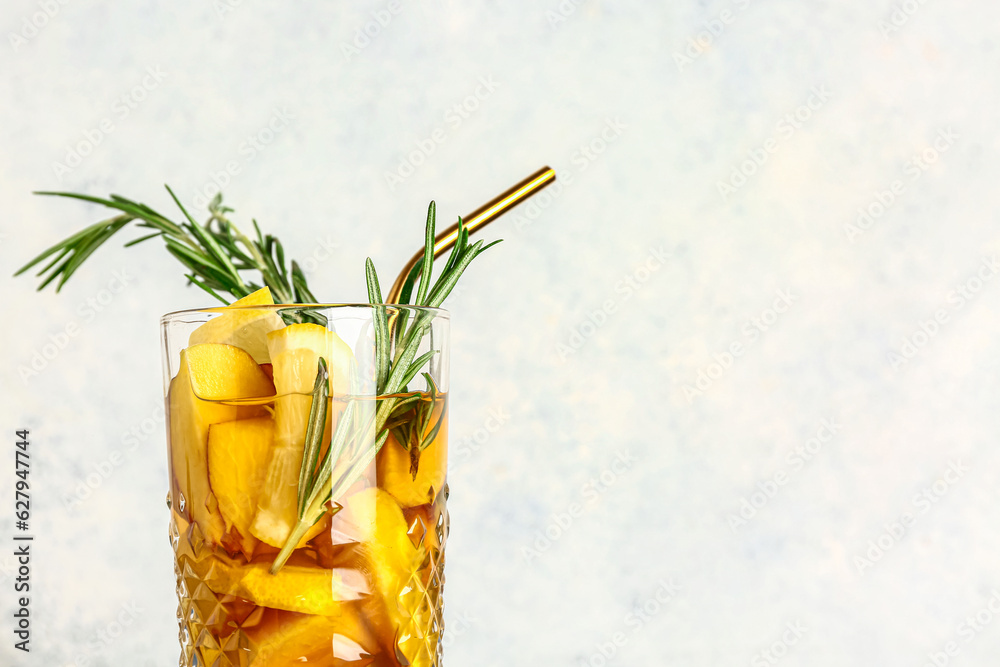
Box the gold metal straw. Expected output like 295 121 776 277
385 166 557 303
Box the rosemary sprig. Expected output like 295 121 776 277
15 188 317 306
270 201 498 572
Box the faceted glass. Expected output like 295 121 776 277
160 304 450 666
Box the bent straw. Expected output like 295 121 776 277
385 166 556 304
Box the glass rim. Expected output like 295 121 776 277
160 303 450 324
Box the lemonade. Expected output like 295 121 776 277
164 291 449 666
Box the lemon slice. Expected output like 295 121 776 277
247 608 375 666
169 344 274 548
332 487 439 663
207 416 274 557
265 323 355 395
191 556 368 616
332 488 419 602
188 287 284 364
251 323 355 548
377 403 448 509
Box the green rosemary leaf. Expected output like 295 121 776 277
383 325 427 396
442 217 466 275
291 261 319 303
390 309 410 359
387 392 421 414
186 219 244 288
123 231 164 247
391 309 433 367
327 429 388 504
185 274 230 305
58 192 182 237
417 402 446 452
307 358 365 502
110 193 173 222
297 358 330 517
163 235 224 274
426 238 501 307
426 224 474 303
164 185 199 228
389 425 410 449
37 257 71 291
165 243 235 289
300 402 360 522
254 234 287 295
454 222 470 265
392 264 421 351
56 217 132 290
478 238 504 254
396 349 437 391
399 263 420 306
383 401 422 431
15 216 127 277
33 246 71 278
211 220 245 260
275 238 287 279
414 201 436 306
365 258 390 392
34 190 134 210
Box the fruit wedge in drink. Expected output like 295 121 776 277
251 323 355 549
188 287 285 364
377 397 449 509
168 343 275 550
208 416 274 557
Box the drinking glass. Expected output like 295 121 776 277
160 304 450 666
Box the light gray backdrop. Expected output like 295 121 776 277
2 1 999 666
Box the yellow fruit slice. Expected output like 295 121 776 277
247 610 375 666
207 416 275 556
377 401 448 508
251 324 355 549
168 344 275 548
334 488 439 664
191 556 368 616
266 323 355 395
333 488 419 604
189 287 284 364
239 564 366 617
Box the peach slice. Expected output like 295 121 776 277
246 609 376 666
208 416 275 556
332 488 439 664
188 287 284 364
187 553 368 617
376 401 448 509
332 488 420 605
168 343 275 548
251 324 355 549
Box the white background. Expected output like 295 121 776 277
2 2 1000 666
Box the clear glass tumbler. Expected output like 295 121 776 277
160 303 450 666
